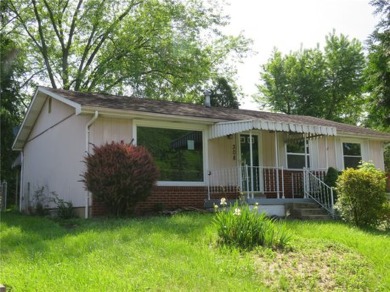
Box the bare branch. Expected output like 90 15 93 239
31 0 57 88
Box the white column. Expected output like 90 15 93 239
249 131 254 198
325 136 329 170
274 131 280 199
304 134 308 169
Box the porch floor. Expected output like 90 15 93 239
204 197 333 220
204 197 314 209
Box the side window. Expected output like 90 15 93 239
343 142 361 169
286 140 310 169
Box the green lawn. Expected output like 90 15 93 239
1 211 389 291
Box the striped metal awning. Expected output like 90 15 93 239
208 119 337 139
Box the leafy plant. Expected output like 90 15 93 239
82 141 159 216
336 161 387 227
213 200 290 250
51 193 75 220
324 167 340 201
31 186 50 216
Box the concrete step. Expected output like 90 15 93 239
294 208 328 216
287 202 332 220
300 214 332 220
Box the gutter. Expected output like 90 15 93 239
84 111 99 219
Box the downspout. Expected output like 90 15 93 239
85 111 99 219
19 151 24 212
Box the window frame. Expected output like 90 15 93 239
285 139 310 169
342 141 362 169
133 120 208 186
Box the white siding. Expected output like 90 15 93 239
208 135 237 170
89 117 133 148
22 99 88 208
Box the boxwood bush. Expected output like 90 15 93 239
336 162 387 228
82 141 159 216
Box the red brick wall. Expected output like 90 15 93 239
92 185 208 216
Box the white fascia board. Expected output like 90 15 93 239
38 87 82 114
12 87 82 151
80 106 223 124
337 131 390 142
12 89 44 151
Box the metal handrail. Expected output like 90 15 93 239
304 168 334 217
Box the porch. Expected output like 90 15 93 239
206 166 335 218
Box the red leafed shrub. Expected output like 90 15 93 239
82 141 159 216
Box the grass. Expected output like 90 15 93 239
1 211 389 291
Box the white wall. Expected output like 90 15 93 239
22 98 88 208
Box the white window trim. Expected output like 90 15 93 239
285 140 310 169
341 140 362 169
133 119 208 186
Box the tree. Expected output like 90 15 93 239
323 33 366 124
210 77 240 109
0 33 24 202
257 32 365 124
258 48 326 116
4 0 250 100
365 0 390 130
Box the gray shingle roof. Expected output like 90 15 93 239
42 87 390 140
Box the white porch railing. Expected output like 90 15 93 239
207 166 326 200
304 168 335 217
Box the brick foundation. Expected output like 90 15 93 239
92 185 208 217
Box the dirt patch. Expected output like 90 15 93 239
254 241 373 291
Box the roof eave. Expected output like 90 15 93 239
80 106 225 124
338 131 390 142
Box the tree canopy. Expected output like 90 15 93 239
0 33 24 192
210 77 240 109
257 32 365 124
4 0 250 101
365 0 390 130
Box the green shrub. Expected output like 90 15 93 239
336 162 387 228
380 201 390 230
324 167 340 201
213 201 290 250
82 141 159 216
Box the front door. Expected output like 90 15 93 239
240 134 261 195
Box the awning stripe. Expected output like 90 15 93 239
209 119 337 139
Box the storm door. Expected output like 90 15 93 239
240 134 261 196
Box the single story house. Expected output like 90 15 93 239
12 87 390 217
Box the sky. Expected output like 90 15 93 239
224 0 380 109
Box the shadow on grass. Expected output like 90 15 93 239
0 210 213 255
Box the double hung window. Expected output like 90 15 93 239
286 140 310 169
342 142 361 169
